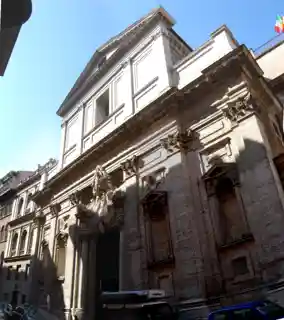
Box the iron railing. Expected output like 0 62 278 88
253 32 284 58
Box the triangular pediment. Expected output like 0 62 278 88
57 7 175 116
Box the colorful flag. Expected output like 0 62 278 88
275 15 284 33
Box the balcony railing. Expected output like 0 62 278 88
253 33 284 58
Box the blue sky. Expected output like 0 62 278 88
0 0 282 177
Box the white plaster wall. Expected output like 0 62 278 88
257 41 284 80
58 25 237 170
177 27 237 89
59 21 175 169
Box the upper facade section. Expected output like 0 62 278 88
0 171 33 199
255 33 284 81
57 7 238 170
7 159 57 223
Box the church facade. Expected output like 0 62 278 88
12 7 284 320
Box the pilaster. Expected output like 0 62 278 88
77 104 84 155
123 60 134 119
59 121 67 170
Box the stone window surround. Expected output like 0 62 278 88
9 227 31 257
203 163 252 248
0 224 8 242
13 189 36 220
141 190 175 269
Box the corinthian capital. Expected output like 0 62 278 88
161 128 199 153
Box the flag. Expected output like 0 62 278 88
275 15 284 33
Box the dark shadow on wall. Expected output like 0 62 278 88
0 248 65 319
29 136 284 319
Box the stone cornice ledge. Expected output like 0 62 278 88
8 211 35 227
4 254 31 263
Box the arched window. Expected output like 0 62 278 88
19 230 27 255
27 229 34 254
55 234 67 279
10 233 18 257
4 225 8 241
25 194 33 214
17 198 24 217
215 177 244 244
0 226 4 242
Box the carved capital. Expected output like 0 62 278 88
33 210 45 225
120 155 142 176
56 232 68 246
50 203 61 216
69 191 82 206
161 129 199 153
41 239 49 249
223 93 258 124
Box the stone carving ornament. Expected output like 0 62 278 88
161 128 199 153
223 93 258 124
74 165 125 234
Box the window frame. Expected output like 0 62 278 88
64 115 79 152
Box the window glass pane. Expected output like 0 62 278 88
257 301 284 319
95 89 110 125
84 100 94 134
212 312 230 320
232 308 254 320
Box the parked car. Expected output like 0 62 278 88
208 300 284 320
101 290 179 319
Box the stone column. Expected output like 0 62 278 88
11 198 19 220
4 230 12 257
24 224 32 254
28 215 45 305
75 239 88 318
123 61 134 119
21 193 29 216
15 228 22 255
88 237 96 320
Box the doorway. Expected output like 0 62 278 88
96 228 120 292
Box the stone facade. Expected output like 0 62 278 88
3 7 284 320
0 160 57 307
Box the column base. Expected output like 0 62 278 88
74 308 85 320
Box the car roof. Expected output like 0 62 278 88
209 301 266 314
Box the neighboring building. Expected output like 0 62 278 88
0 0 32 76
3 6 283 320
0 170 33 301
0 159 57 306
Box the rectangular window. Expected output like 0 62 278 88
232 256 249 277
25 264 30 280
84 100 94 134
65 116 79 151
95 89 110 125
143 192 174 266
21 294 26 304
133 48 155 92
7 266 12 280
15 265 21 280
113 75 125 109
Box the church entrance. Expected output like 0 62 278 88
94 228 120 319
96 227 120 292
